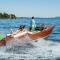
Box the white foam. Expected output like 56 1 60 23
14 31 27 38
0 38 60 59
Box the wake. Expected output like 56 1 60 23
0 35 60 59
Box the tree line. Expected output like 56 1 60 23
0 12 16 19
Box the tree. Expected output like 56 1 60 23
0 12 16 19
0 13 3 18
10 14 16 19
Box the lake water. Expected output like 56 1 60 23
0 18 60 60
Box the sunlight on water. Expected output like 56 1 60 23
0 35 60 60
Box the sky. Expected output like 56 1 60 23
0 0 60 17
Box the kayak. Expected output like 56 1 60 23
0 25 54 46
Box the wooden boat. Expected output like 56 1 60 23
0 25 54 46
18 25 54 40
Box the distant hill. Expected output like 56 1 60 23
14 16 60 19
17 17 40 19
55 17 60 19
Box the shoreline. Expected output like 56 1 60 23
0 17 60 20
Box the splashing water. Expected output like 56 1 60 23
0 35 60 60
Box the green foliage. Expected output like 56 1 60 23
0 12 16 19
10 14 16 19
